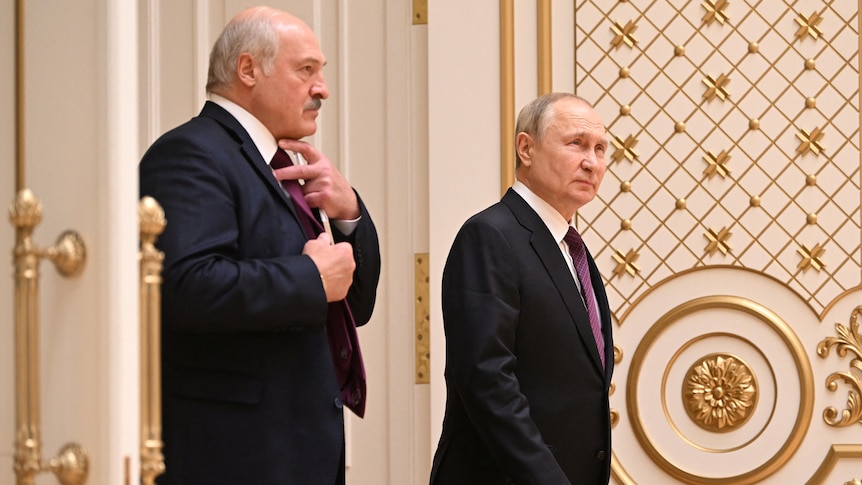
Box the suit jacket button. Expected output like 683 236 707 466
339 348 349 360
596 450 607 460
334 397 343 409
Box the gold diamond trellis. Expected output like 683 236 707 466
575 1 861 317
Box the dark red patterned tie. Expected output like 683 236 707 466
564 226 605 369
271 149 367 417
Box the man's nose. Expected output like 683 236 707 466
313 75 329 100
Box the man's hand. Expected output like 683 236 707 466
274 139 360 220
303 233 356 302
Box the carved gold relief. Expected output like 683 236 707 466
612 249 640 278
611 135 638 164
703 150 731 179
816 306 862 428
704 227 732 256
796 127 825 156
610 20 638 49
702 73 730 102
625 296 814 484
701 0 729 26
683 354 757 432
794 11 824 41
797 243 825 272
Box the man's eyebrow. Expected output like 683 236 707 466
297 56 326 66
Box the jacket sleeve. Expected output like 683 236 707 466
441 219 570 484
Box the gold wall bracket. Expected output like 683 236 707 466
10 189 88 485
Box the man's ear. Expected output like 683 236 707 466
236 53 257 87
516 132 533 166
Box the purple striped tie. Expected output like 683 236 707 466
271 149 367 417
564 226 605 369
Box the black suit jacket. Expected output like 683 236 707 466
431 189 613 484
139 101 381 485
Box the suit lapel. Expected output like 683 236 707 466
199 101 302 223
502 190 605 373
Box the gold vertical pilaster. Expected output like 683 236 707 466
139 197 166 485
500 0 515 195
537 0 552 96
414 253 430 384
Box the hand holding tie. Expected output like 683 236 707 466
274 139 360 221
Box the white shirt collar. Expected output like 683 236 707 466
208 93 278 164
511 180 572 243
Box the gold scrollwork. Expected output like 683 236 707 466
816 306 862 428
683 354 758 432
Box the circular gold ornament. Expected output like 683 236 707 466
683 354 758 432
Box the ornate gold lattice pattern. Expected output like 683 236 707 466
574 2 862 317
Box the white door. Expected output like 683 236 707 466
0 1 140 484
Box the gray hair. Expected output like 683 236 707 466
206 8 280 94
514 92 590 168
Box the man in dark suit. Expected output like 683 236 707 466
430 93 614 484
139 6 380 484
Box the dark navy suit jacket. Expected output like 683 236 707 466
431 189 613 484
140 101 380 485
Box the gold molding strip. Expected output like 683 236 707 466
537 0 552 96
139 197 167 484
500 0 515 195
414 253 430 384
805 444 862 484
412 0 427 25
15 0 24 191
